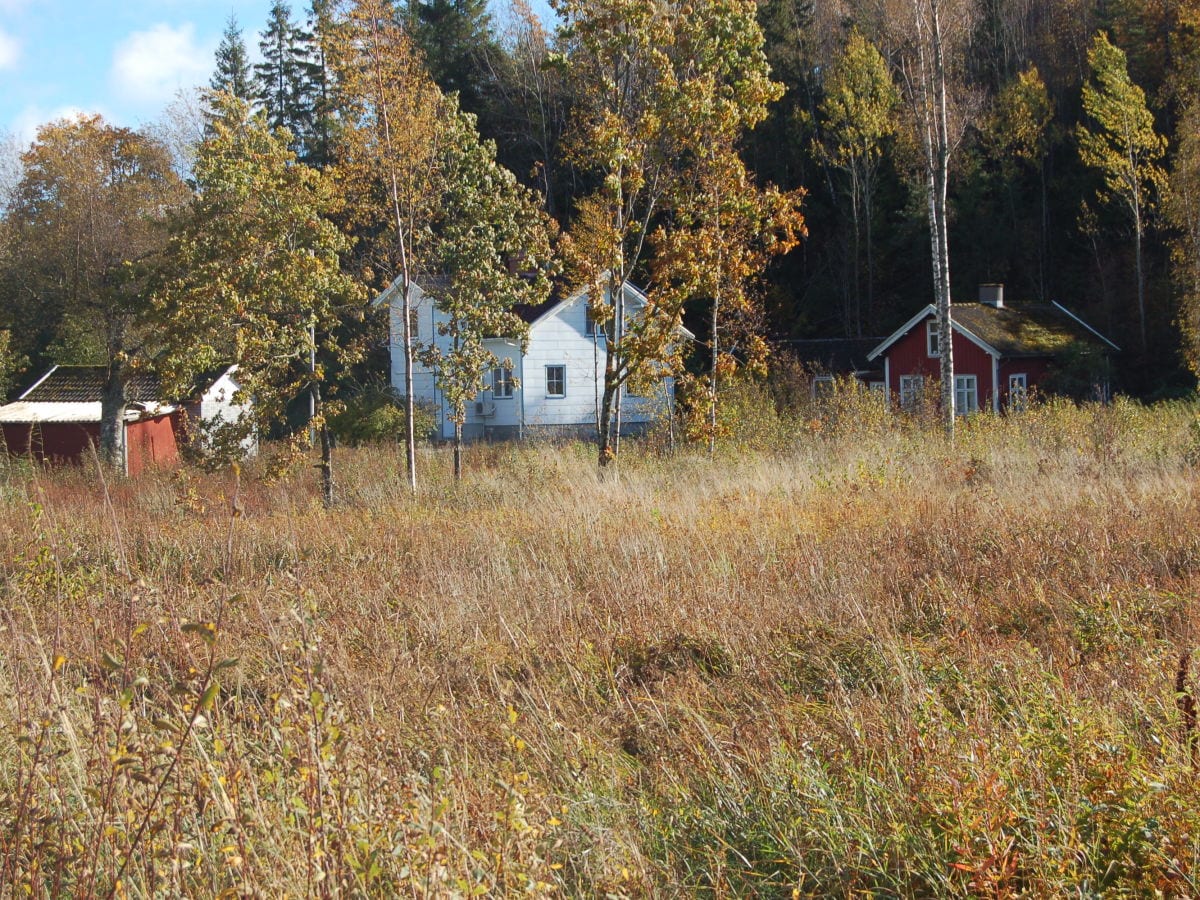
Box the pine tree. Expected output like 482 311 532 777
210 16 254 102
300 0 337 168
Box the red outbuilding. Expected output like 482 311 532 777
866 285 1119 413
0 364 253 475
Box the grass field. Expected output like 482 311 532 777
3 392 1200 896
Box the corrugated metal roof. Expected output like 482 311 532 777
0 400 177 424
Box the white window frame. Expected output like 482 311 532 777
811 374 835 399
926 320 940 357
954 374 978 415
899 374 924 409
492 365 514 399
1008 373 1028 412
869 381 886 395
546 364 566 398
407 308 420 342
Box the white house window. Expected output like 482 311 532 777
869 381 886 395
1008 373 1028 412
955 374 978 415
926 320 940 357
899 374 924 409
492 366 514 398
546 365 565 398
407 309 419 341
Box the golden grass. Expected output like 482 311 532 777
3 395 1200 896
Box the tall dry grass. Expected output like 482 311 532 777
2 391 1200 896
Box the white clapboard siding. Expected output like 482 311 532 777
381 278 683 439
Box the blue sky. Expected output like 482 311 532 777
1 0 283 143
2 0 555 150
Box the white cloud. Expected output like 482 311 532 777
110 23 214 107
0 28 19 70
11 104 103 145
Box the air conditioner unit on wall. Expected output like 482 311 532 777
475 401 496 418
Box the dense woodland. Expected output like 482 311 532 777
3 0 1200 458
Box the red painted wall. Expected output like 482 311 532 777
2 422 101 463
3 415 179 474
885 320 997 409
126 414 179 476
885 315 1060 411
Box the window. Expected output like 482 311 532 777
492 366 514 398
954 374 978 415
585 306 606 339
899 374 924 409
1008 373 1028 412
869 381 886 395
407 309 419 341
812 375 835 399
926 320 940 357
546 365 565 398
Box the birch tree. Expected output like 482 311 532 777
1078 30 1167 356
555 0 786 467
328 0 446 492
419 104 555 479
885 0 975 439
816 29 899 336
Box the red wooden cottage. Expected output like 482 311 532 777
866 285 1119 413
0 364 251 475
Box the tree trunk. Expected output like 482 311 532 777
1135 202 1147 355
320 423 335 507
454 419 463 481
597 379 616 467
928 0 956 440
709 291 719 459
864 165 876 331
310 378 334 506
99 360 128 474
401 278 418 493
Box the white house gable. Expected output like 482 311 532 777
377 277 682 439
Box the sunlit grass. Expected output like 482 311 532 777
2 391 1200 896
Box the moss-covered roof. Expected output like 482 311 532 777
951 303 1114 357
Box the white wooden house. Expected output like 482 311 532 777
375 278 692 440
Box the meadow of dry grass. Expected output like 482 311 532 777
3 391 1200 896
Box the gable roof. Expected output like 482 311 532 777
375 274 695 340
868 301 1118 361
14 364 237 405
19 366 163 403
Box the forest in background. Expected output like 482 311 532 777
3 0 1200 420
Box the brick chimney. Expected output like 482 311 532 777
979 283 1004 308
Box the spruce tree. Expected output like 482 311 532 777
403 0 497 118
210 16 254 101
255 2 313 143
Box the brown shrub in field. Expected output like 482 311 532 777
2 397 1200 896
